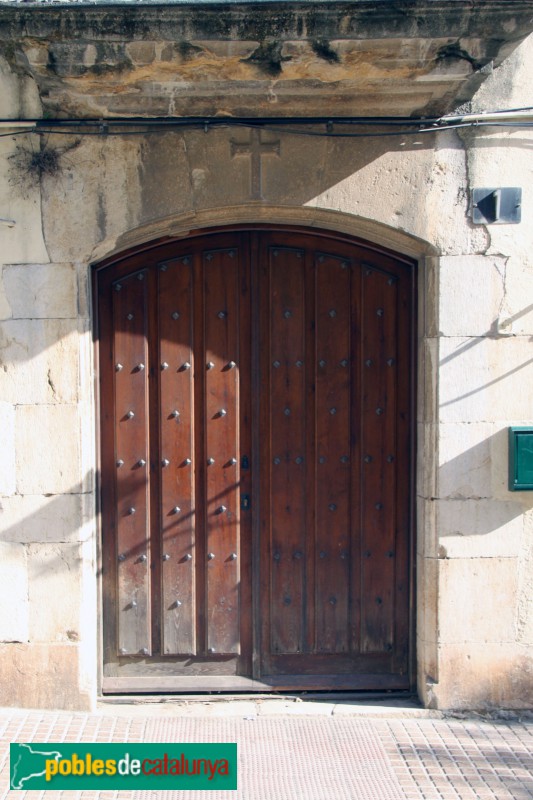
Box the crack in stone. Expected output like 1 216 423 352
46 368 57 400
494 256 510 334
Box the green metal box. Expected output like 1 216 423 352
508 427 533 491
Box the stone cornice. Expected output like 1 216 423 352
0 2 532 42
1 1 532 117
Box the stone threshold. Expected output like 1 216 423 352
97 691 443 718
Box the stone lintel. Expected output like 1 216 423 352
0 2 531 117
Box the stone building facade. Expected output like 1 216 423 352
0 1 532 710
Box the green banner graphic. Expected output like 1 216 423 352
10 742 237 790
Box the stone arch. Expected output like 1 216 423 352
91 205 438 265
92 211 436 699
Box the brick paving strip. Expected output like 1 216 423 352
0 705 532 800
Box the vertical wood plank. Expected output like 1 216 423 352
303 245 316 655
158 256 196 655
360 265 398 654
237 236 253 676
204 247 241 655
314 252 351 653
258 239 273 669
113 270 151 657
349 259 363 655
269 246 306 655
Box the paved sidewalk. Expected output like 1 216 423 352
1 698 532 800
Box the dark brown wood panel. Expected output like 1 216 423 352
158 255 196 656
360 264 398 654
97 226 415 693
314 252 352 654
267 246 307 656
112 269 151 657
204 247 242 655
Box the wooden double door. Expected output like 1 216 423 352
97 227 415 693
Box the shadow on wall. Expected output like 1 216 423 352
436 304 533 521
437 428 533 513
439 331 533 413
0 474 96 552
133 125 443 230
1 123 441 364
29 123 450 263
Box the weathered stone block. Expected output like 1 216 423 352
432 643 533 710
0 542 28 642
439 336 533 423
436 499 524 559
418 633 438 681
3 263 77 319
0 643 92 710
417 423 437 501
0 55 21 118
42 137 143 264
126 41 156 65
417 554 438 648
79 399 96 496
0 266 12 320
497 259 533 336
27 543 82 643
0 401 16 495
421 257 439 339
15 405 81 494
139 131 206 220
76 262 91 319
418 338 438 424
437 422 493 499
417 496 438 559
517 512 533 646
0 493 84 543
0 318 79 406
438 557 517 644
438 254 508 337
0 138 49 265
417 632 439 703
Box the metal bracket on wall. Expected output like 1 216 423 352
471 187 521 224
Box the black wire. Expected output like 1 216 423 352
33 126 427 138
2 114 533 141
26 120 533 139
0 129 36 138
1 106 531 127
0 115 440 127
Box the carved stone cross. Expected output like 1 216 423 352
230 128 281 200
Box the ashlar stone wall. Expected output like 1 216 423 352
419 40 533 709
0 28 532 711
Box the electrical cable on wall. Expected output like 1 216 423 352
1 107 533 139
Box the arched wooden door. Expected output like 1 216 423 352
96 227 415 693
